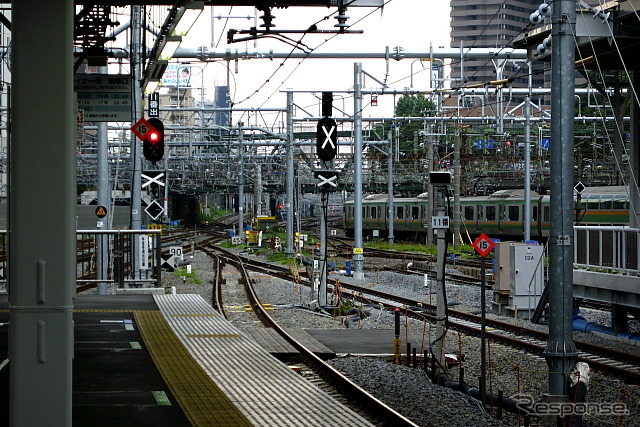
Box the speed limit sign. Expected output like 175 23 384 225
472 233 495 257
131 117 152 140
169 246 184 260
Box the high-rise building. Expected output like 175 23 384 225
450 0 547 92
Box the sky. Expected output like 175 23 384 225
172 1 452 120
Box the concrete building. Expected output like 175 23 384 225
449 0 547 95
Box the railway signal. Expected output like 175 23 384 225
321 91 333 117
143 118 164 164
316 117 337 161
317 92 337 162
314 169 338 190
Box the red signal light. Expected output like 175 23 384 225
143 118 164 163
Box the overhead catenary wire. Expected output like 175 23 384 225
233 0 393 108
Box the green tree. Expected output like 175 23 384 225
393 94 436 156
395 94 435 118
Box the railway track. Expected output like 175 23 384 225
333 279 640 384
225 249 640 385
200 244 418 427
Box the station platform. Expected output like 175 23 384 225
0 294 194 426
0 293 377 426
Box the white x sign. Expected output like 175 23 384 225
316 173 338 188
321 124 336 149
142 171 165 188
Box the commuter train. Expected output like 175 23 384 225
343 186 630 242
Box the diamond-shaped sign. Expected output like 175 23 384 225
472 233 495 257
145 200 164 220
161 254 176 271
132 117 153 140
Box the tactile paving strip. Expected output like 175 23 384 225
134 309 253 426
154 294 374 427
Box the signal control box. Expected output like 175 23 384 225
494 242 545 317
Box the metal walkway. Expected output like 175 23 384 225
151 293 374 427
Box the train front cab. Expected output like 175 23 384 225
578 193 629 225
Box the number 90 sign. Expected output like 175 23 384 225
169 246 183 260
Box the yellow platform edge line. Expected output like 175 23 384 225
134 310 253 427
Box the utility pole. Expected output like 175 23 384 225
319 190 328 306
387 130 394 244
130 5 143 283
352 62 365 280
96 65 110 296
426 132 434 246
238 122 245 240
254 165 262 216
452 130 461 246
524 63 532 242
286 92 295 256
434 190 447 381
544 0 578 416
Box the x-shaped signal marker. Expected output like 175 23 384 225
142 172 166 188
316 173 338 188
321 124 336 149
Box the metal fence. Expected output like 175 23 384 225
77 229 163 289
0 229 163 291
574 226 640 275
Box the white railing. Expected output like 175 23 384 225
574 226 640 275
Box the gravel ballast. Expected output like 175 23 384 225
160 248 640 427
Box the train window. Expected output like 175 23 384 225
396 206 404 219
411 206 419 219
508 206 519 221
613 196 628 209
370 206 376 219
486 205 496 221
378 206 382 219
543 206 550 222
586 196 599 210
600 197 612 210
464 206 474 220
477 205 484 220
532 206 538 221
421 205 426 220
